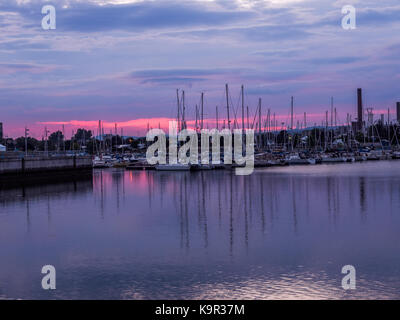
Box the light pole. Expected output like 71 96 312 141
24 126 29 156
44 127 50 157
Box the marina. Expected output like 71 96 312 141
85 87 400 172
89 149 400 171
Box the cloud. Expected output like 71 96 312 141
0 62 55 74
166 24 312 42
131 68 227 78
4 1 255 33
128 68 245 85
303 56 366 65
140 77 207 85
357 7 400 26
0 40 51 51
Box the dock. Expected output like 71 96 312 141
0 153 93 186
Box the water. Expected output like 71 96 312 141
1 161 400 300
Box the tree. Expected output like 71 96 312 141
15 137 40 151
48 130 64 151
74 128 92 144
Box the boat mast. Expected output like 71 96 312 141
267 109 270 145
182 90 186 130
216 106 219 130
331 97 334 147
195 105 198 132
290 96 294 130
273 112 276 147
226 84 230 130
241 85 245 134
176 89 180 132
247 106 249 130
325 111 328 151
388 108 390 145
201 92 204 130
258 98 262 149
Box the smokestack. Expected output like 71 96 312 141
357 88 363 130
397 102 400 123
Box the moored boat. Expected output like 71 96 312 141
155 164 191 171
285 154 316 165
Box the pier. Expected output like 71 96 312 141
0 153 93 186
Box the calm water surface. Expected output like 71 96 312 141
1 161 400 299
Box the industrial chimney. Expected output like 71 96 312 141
397 102 400 123
357 88 363 131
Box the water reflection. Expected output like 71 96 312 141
0 161 400 299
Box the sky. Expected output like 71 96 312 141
0 0 399 138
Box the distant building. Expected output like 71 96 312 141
397 102 400 123
0 122 3 140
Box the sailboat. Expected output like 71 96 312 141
285 153 316 165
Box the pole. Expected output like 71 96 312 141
24 126 29 156
258 98 262 148
176 89 180 132
241 85 245 134
226 84 230 130
216 106 219 130
201 92 204 130
246 106 249 130
325 111 328 151
182 90 186 130
62 124 65 152
388 108 391 144
290 96 294 130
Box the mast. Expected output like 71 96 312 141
44 126 49 156
225 84 230 130
258 98 262 148
195 105 198 132
62 124 65 152
388 108 391 144
121 128 124 154
267 109 271 143
98 120 102 154
290 96 294 130
334 108 337 127
182 90 186 130
114 123 117 152
216 106 219 130
176 89 180 132
201 92 204 130
325 111 328 151
241 85 245 133
246 106 249 130
273 112 276 146
24 126 29 156
331 97 334 147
